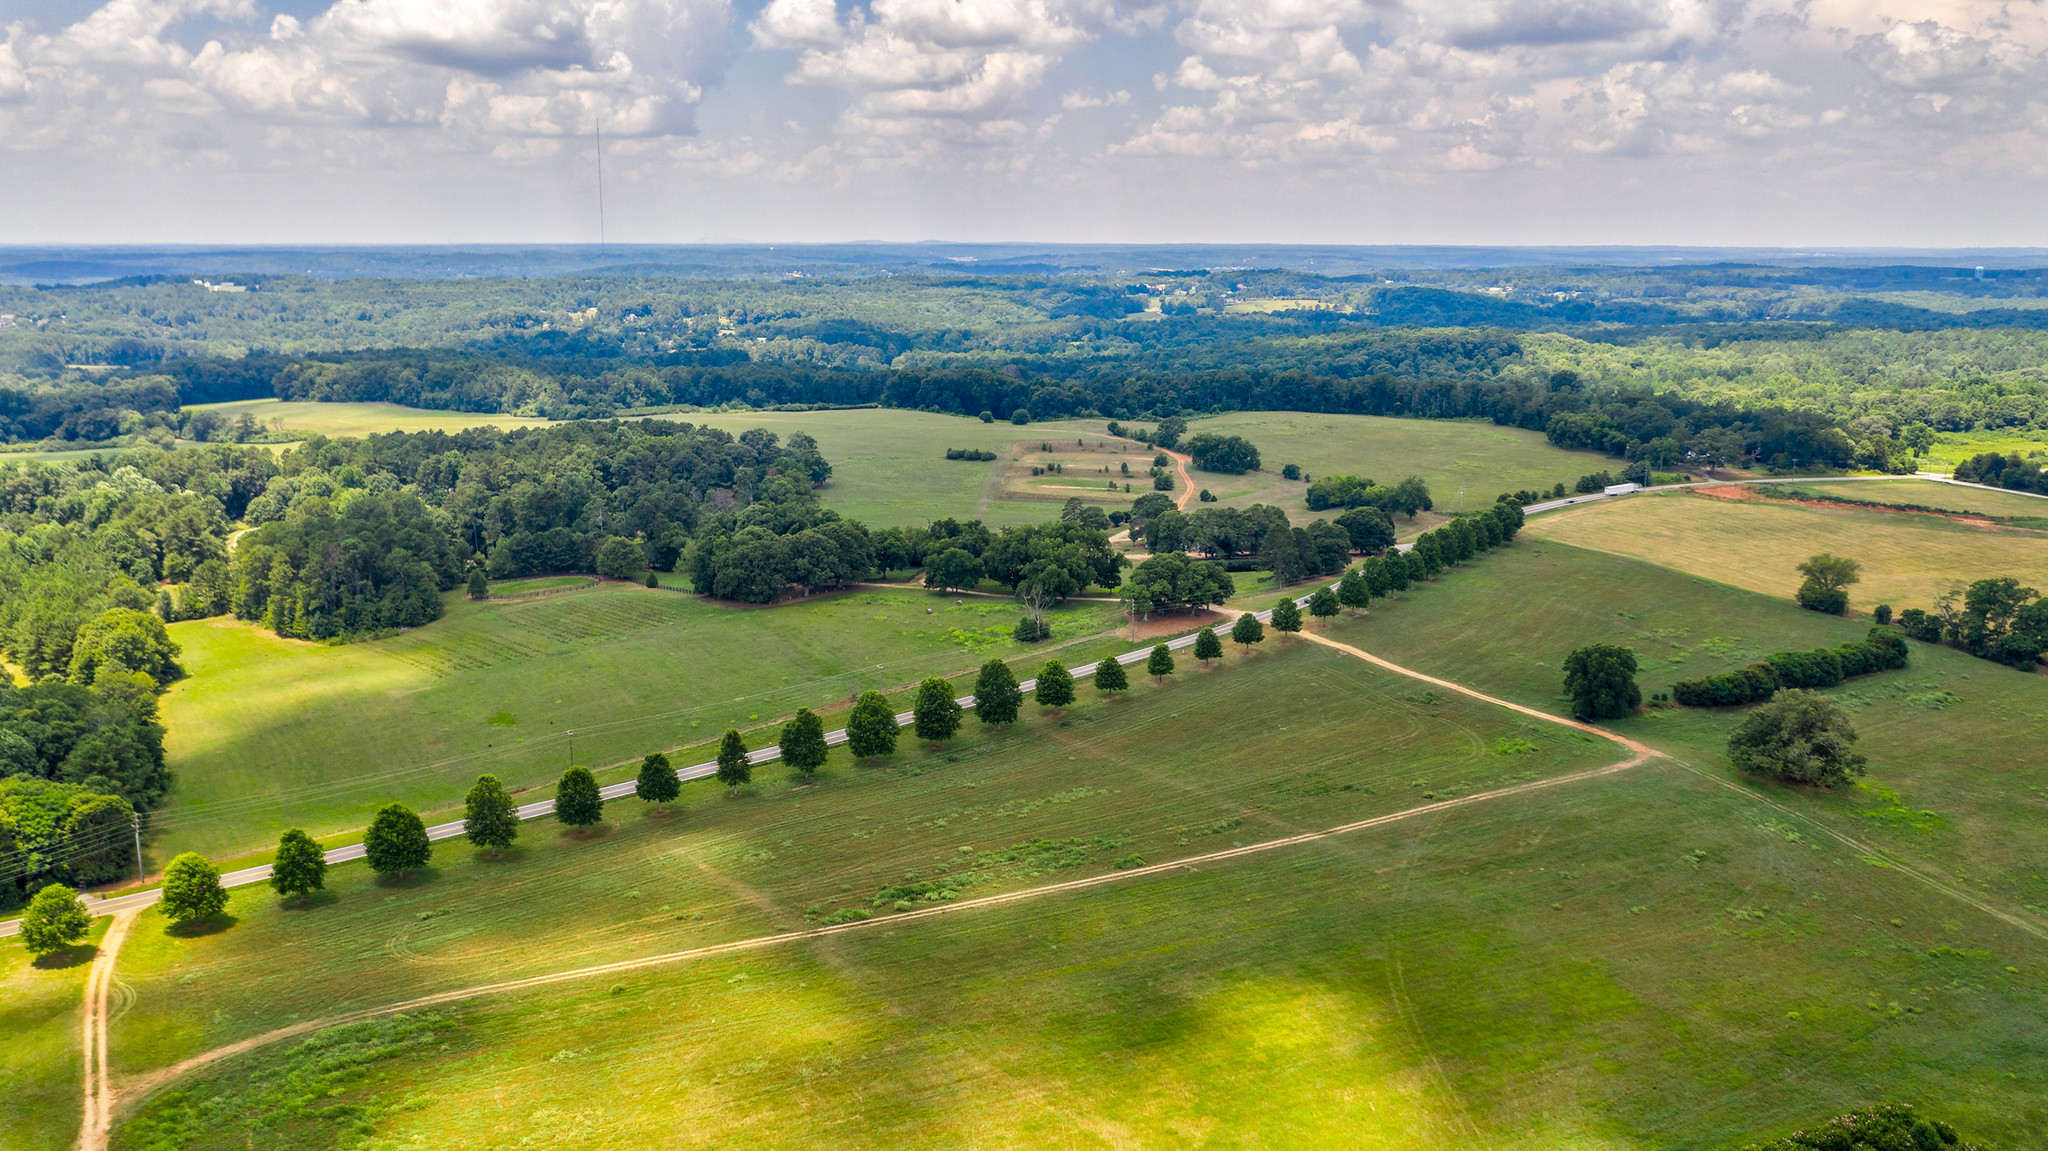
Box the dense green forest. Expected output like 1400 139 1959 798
5 262 2046 470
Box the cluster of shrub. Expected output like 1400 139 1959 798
1671 630 1909 707
944 448 998 461
1893 575 2048 669
1737 1103 1977 1151
1303 474 1433 515
1952 450 2047 493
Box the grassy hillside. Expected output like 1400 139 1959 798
156 584 1125 860
1527 490 2048 611
180 398 559 438
0 919 103 1151
104 620 2048 1149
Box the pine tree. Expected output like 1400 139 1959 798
1309 585 1340 624
464 774 519 853
637 753 680 811
1338 568 1369 609
18 884 91 957
780 708 829 779
973 659 1022 726
1231 612 1265 650
554 766 604 829
846 690 899 758
1193 627 1223 663
162 851 230 922
1093 655 1129 694
365 803 432 879
269 828 327 899
1035 660 1075 710
1147 643 1175 679
1271 596 1303 635
716 729 752 794
913 676 962 742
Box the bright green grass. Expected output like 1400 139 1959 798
0 917 105 1151
155 586 1125 861
1171 412 1617 518
1321 537 2048 954
1921 429 2048 473
105 637 2048 1148
114 643 1618 1068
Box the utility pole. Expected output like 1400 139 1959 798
568 730 575 767
131 812 144 883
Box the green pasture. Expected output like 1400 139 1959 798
0 917 105 1151
1529 489 2048 612
104 623 2048 1148
486 575 599 596
155 585 1126 861
1320 537 2048 972
1177 412 1617 517
180 398 559 438
1921 429 2048 473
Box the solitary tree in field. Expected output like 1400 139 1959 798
466 568 489 600
780 708 829 780
846 690 899 759
161 851 229 923
365 803 432 880
973 659 1022 726
1093 655 1128 694
1728 690 1868 786
913 677 962 743
269 828 327 900
464 774 519 853
716 729 752 794
1035 660 1075 710
555 766 604 830
1795 553 1862 615
636 753 680 812
1562 644 1641 720
1271 597 1303 636
19 884 90 958
1147 643 1175 680
1193 627 1223 664
1308 585 1340 625
1231 612 1265 651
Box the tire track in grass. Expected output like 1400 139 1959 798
80 910 137 1151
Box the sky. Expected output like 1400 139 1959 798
1 0 2044 245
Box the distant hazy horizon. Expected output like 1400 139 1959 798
2 0 2045 247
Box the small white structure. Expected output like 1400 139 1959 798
1604 482 1642 496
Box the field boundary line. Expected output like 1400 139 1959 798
110 747 1652 1119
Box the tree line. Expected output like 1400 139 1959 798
1671 630 1909 707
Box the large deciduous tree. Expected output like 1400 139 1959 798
1563 644 1641 720
974 660 1022 726
269 828 327 900
780 708 829 780
913 677 962 742
846 690 899 758
1795 553 1861 614
1728 690 1868 786
19 883 91 957
1270 597 1302 636
364 803 431 879
1147 644 1175 679
554 767 604 829
1034 660 1075 710
161 851 229 923
464 774 519 853
1193 627 1223 663
636 753 680 811
1308 585 1340 625
716 730 752 794
1231 612 1265 651
1093 655 1129 694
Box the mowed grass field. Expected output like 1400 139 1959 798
0 917 110 1151
1527 490 2048 611
99 593 2048 1150
180 398 559 438
1775 478 2048 522
156 584 1125 861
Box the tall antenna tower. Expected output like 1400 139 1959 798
595 106 607 249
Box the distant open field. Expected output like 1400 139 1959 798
1526 489 2048 611
685 408 1620 528
97 568 2048 1150
1772 477 2048 522
180 398 558 438
155 584 1125 861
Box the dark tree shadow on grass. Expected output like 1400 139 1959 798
373 868 442 889
31 943 99 970
559 823 613 842
472 846 531 865
280 891 341 913
165 913 239 938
